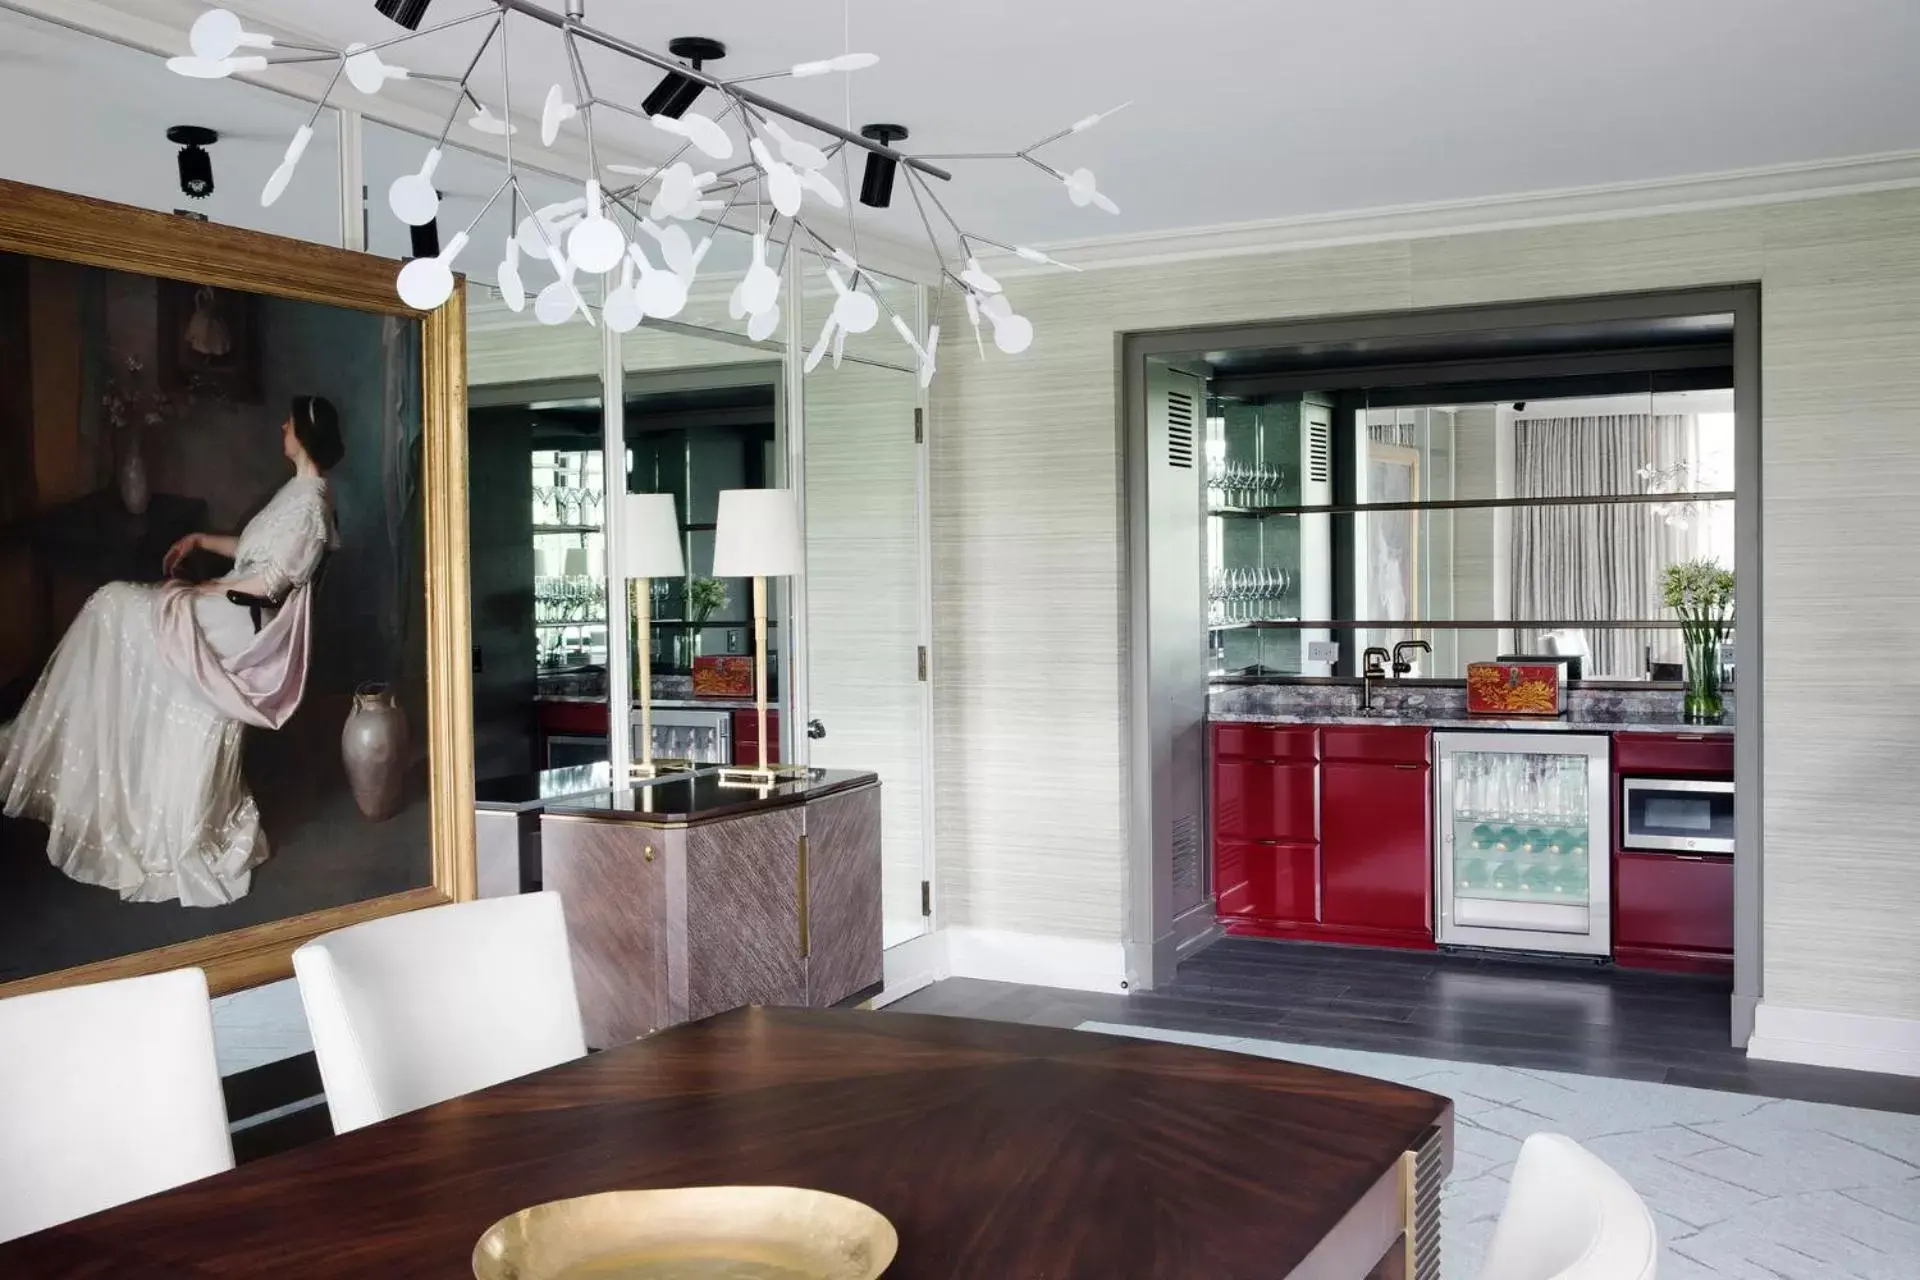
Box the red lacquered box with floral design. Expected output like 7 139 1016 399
1466 662 1568 717
692 656 754 699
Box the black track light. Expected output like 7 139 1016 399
375 0 433 31
168 125 218 200
411 210 440 259
858 124 908 209
641 37 724 119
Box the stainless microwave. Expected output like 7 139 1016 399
1621 777 1734 855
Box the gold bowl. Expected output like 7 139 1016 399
472 1186 898 1280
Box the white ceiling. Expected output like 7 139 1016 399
0 4 345 245
11 0 1920 274
208 0 1920 253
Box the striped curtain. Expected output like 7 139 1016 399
1509 415 1695 677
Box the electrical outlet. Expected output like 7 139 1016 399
727 629 742 653
1307 640 1339 664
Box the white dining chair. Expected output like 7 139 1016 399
0 968 234 1244
293 891 587 1134
1479 1133 1658 1280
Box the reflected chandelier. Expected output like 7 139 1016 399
166 1 1130 387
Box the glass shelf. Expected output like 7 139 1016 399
1206 394 1309 676
532 447 608 669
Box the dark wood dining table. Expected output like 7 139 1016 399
2 1007 1453 1278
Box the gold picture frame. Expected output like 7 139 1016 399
0 176 474 998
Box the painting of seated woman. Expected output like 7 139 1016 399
0 185 469 994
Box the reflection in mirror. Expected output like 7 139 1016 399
1209 389 1737 681
468 309 607 778
796 249 921 372
1215 626 1732 685
1353 390 1735 504
621 324 783 775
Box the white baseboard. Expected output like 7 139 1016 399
873 931 947 1008
943 927 1130 994
1747 1002 1920 1078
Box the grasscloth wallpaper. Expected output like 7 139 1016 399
930 188 1920 1025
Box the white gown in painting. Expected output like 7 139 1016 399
0 475 335 906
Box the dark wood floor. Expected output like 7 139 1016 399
887 936 1920 1116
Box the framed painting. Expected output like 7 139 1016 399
0 176 473 998
157 278 263 404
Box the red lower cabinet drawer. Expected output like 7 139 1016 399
1213 723 1318 762
1213 759 1317 842
1615 852 1733 964
1216 840 1317 925
1321 725 1430 766
1613 732 1733 776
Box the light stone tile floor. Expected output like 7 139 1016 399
1079 1022 1920 1280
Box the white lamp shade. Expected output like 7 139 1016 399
712 488 804 578
622 493 685 578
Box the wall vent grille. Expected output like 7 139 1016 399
1165 389 1196 469
1170 812 1200 901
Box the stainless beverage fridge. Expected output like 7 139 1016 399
1433 732 1612 956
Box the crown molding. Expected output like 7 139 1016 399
998 149 1920 276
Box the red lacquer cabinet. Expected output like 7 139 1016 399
1211 722 1434 949
1611 733 1734 975
731 708 781 766
1319 727 1433 942
1212 727 1319 926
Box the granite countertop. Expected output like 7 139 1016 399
543 768 878 825
1207 710 1735 735
1208 681 1735 736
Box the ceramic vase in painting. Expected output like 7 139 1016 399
342 682 409 821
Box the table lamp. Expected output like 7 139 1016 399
623 493 686 779
712 487 804 786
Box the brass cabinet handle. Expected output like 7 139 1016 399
797 834 810 959
1393 762 1423 771
643 844 655 863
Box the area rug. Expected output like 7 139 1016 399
1078 1022 1920 1280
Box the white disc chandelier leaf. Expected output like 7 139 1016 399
388 148 442 226
163 4 1133 390
344 43 408 95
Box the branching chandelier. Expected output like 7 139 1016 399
166 1 1130 387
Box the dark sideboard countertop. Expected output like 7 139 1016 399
1210 680 1736 736
544 768 879 826
474 762 615 812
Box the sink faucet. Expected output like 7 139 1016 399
1361 647 1391 712
1392 639 1432 678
